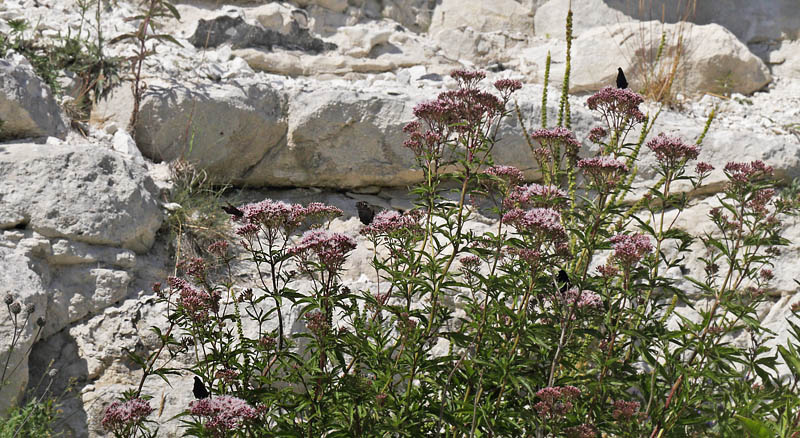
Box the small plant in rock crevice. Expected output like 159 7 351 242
0 1 123 122
111 0 182 132
163 159 234 270
0 295 62 437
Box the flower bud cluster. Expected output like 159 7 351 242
190 395 259 434
101 398 154 432
609 233 653 269
290 230 356 274
534 385 581 419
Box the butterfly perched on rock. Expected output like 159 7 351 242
356 201 375 225
616 67 628 89
221 202 244 218
193 376 210 399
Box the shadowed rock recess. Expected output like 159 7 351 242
0 0 799 436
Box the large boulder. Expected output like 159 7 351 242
604 0 800 45
0 143 163 252
531 21 771 95
534 0 632 39
0 55 68 140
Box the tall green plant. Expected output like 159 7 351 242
111 0 181 132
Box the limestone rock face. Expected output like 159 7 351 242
534 0 631 39
604 0 800 45
0 249 47 415
0 143 163 252
429 0 534 35
188 14 336 53
0 56 68 140
562 22 771 95
130 80 288 183
537 0 800 46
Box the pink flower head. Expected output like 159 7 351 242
291 230 356 273
494 78 523 99
565 287 604 312
695 161 714 175
305 311 330 337
724 160 774 184
747 188 776 218
450 69 486 88
459 254 481 270
502 207 567 244
578 156 629 191
504 183 568 211
360 209 423 238
234 199 341 233
646 133 699 170
587 86 646 123
190 395 259 435
596 264 619 278
101 398 153 432
534 386 581 419
609 233 653 268
611 399 641 421
566 424 598 438
483 165 524 189
529 127 581 157
207 240 229 257
588 126 607 143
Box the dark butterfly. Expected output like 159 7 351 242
356 201 375 225
557 269 571 293
193 376 210 399
221 202 244 218
616 67 628 89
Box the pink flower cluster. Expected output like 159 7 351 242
178 257 206 280
563 287 604 312
646 133 699 170
450 69 486 88
596 264 619 278
482 165 524 188
190 395 259 436
611 399 641 421
586 87 646 123
493 78 523 99
290 230 356 273
534 385 581 419
169 277 221 322
746 188 776 218
609 233 653 268
724 160 774 190
695 161 714 175
360 209 423 237
502 207 568 244
529 127 581 155
207 240 229 257
413 88 503 135
459 254 481 269
577 156 629 191
231 199 342 236
504 183 568 211
566 423 598 438
305 311 330 337
101 398 153 432
588 126 607 143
